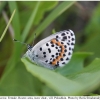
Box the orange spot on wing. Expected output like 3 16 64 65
51 39 57 43
61 46 65 53
52 60 57 65
50 39 66 66
57 42 61 46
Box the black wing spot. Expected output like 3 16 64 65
66 57 69 60
66 31 69 34
50 58 52 60
68 52 71 55
61 33 66 36
64 45 67 48
61 42 64 44
40 47 42 51
55 47 58 49
69 47 71 50
46 43 49 46
51 44 54 47
56 38 58 41
68 36 70 39
63 54 66 57
36 55 38 57
62 62 65 64
45 60 48 63
72 38 75 41
71 33 73 36
60 58 63 61
64 49 67 52
51 55 54 57
48 48 51 53
49 62 52 64
67 43 70 45
63 36 67 40
43 52 46 54
56 35 59 38
71 43 74 45
55 63 59 66
44 55 46 58
58 50 61 52
56 53 58 55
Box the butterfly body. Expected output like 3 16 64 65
26 30 75 69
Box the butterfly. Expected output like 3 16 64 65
24 30 75 70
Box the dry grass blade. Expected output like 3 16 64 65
0 9 16 42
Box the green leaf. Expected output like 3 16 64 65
21 1 40 42
68 58 100 95
0 1 21 85
21 58 83 96
85 3 100 36
21 57 100 95
8 1 22 63
80 4 100 59
34 1 58 25
56 52 93 76
9 1 21 40
27 1 75 44
19 1 58 26
0 62 43 96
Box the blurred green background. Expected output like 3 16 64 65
0 1 100 96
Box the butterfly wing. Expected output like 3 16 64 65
28 30 75 69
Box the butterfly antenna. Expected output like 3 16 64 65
32 33 36 46
13 39 32 50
